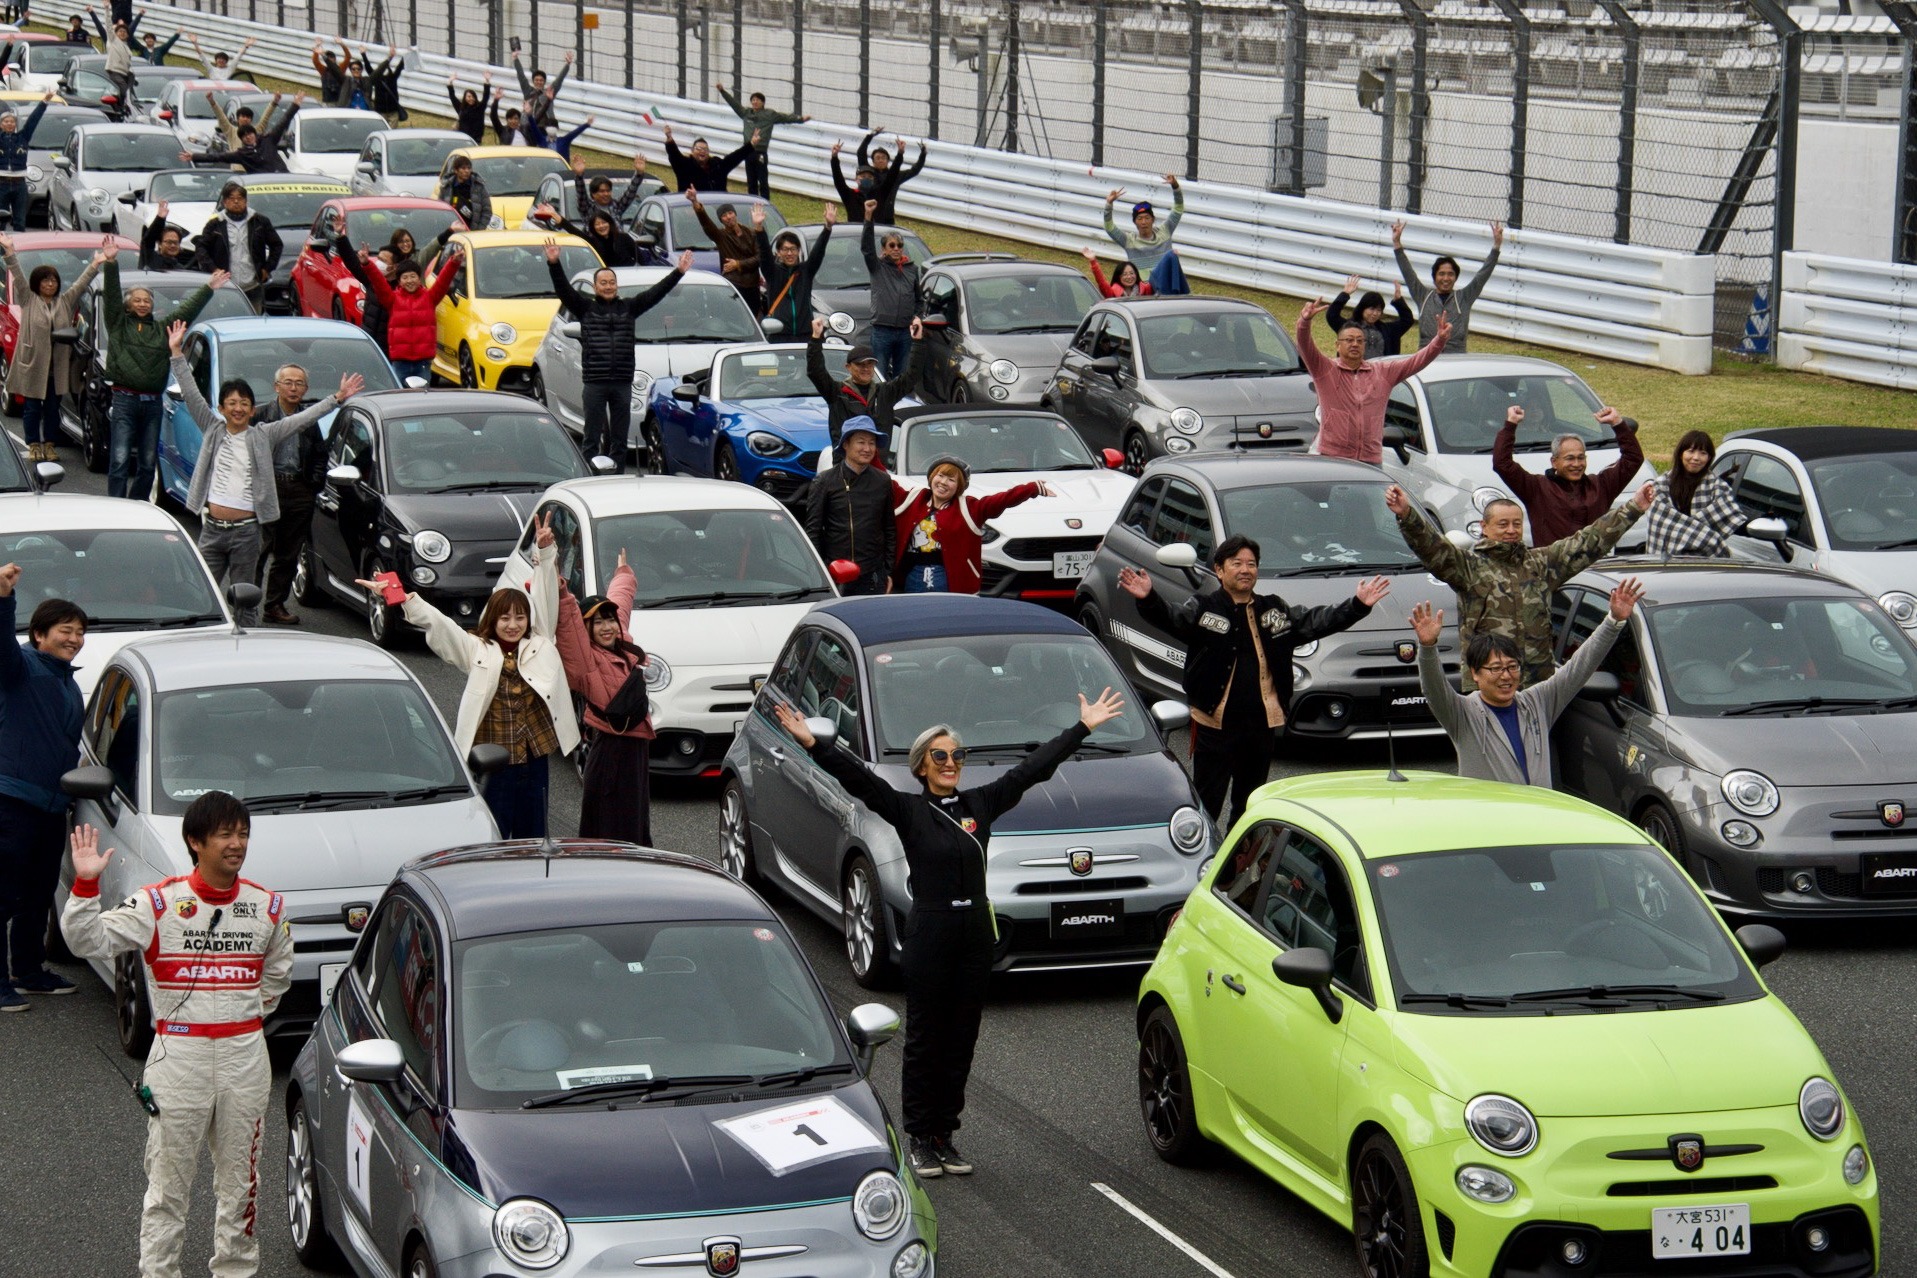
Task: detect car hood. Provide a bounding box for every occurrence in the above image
[288,151,359,181]
[729,396,832,448]
[632,599,819,666]
[962,470,1131,536]
[445,1083,897,1218]
[1812,548,1917,604]
[869,750,1196,834]
[1156,372,1317,416]
[812,283,872,322]
[970,331,1074,371]
[1391,995,1824,1116]
[142,801,496,892]
[1666,710,1917,786]
[630,340,742,379]
[471,294,561,331]
[385,489,547,541]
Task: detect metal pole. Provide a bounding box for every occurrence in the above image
[1004,0,1020,152]
[1880,0,1917,261]
[1395,0,1429,213]
[407,0,416,51]
[1185,0,1201,178]
[793,0,804,110]
[574,0,585,81]
[974,29,987,148]
[1091,0,1106,167]
[1378,65,1396,211]
[676,0,688,100]
[858,0,871,130]
[731,0,741,95]
[624,0,634,90]
[1487,0,1529,227]
[699,4,709,102]
[1281,0,1307,196]
[485,0,497,69]
[529,0,539,85]
[1745,0,1800,308]
[1595,0,1639,243]
[929,0,942,140]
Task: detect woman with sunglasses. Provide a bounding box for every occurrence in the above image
[773,687,1127,1182]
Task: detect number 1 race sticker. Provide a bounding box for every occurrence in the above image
[344,1095,374,1217]
[713,1095,886,1176]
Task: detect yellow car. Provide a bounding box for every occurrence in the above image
[0,90,64,105]
[434,145,570,228]
[424,229,602,391]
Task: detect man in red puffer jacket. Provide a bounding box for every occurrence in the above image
[889,456,1053,594]
[342,234,462,383]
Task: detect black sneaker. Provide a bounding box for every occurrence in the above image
[907,1135,943,1179]
[0,986,26,1013]
[932,1135,973,1175]
[14,970,75,995]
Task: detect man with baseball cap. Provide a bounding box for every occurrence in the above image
[807,315,926,450]
[806,414,895,596]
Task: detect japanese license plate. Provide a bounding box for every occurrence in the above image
[318,962,346,1007]
[1860,851,1917,896]
[1051,898,1123,939]
[1651,1204,1750,1259]
[1052,551,1095,579]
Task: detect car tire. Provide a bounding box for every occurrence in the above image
[641,415,669,475]
[82,381,110,473]
[457,344,479,389]
[1637,800,1691,873]
[405,1242,439,1278]
[1138,1005,1209,1166]
[291,544,326,609]
[1351,1133,1430,1278]
[116,950,154,1059]
[529,367,547,407]
[949,378,971,405]
[285,1096,342,1267]
[363,555,405,650]
[842,853,896,990]
[331,299,346,323]
[718,777,759,885]
[1123,430,1152,476]
[713,439,740,484]
[1077,599,1105,641]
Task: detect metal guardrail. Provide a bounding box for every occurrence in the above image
[1776,251,1917,390]
[45,0,1720,373]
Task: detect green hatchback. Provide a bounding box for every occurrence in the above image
[1136,772,1878,1278]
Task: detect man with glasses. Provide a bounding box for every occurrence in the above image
[193,181,285,312]
[254,364,324,626]
[1491,400,1645,545]
[101,241,223,499]
[1409,577,1643,785]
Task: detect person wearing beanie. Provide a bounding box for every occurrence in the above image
[806,414,896,596]
[1325,274,1416,357]
[890,457,1054,594]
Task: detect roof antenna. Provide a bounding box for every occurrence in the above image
[1384,709,1407,784]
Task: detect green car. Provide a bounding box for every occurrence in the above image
[1136,772,1878,1278]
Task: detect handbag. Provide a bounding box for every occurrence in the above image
[587,643,651,734]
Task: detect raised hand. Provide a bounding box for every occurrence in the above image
[1036,481,1056,497]
[207,269,230,289]
[1505,405,1524,427]
[1435,310,1453,344]
[356,246,372,264]
[542,237,559,263]
[617,546,628,570]
[534,510,555,549]
[1392,282,1403,300]
[772,701,815,748]
[336,371,364,400]
[1595,406,1623,427]
[750,204,765,228]
[1354,575,1393,607]
[811,317,826,340]
[1609,576,1645,621]
[571,155,586,175]
[822,202,838,227]
[166,318,185,355]
[685,188,701,210]
[70,824,114,881]
[1106,187,1124,204]
[1409,600,1443,647]
[674,249,693,273]
[1081,246,1098,262]
[908,316,923,340]
[95,236,115,262]
[1383,484,1410,516]
[1116,565,1152,599]
[1078,686,1127,731]
[1299,297,1328,322]
[1343,273,1360,293]
[661,123,673,141]
[353,575,412,604]
[1390,219,1406,248]
[0,562,17,596]
[830,139,841,156]
[863,198,877,218]
[1490,219,1505,248]
[1632,480,1657,512]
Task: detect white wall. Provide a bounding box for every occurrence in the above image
[1794,119,1900,261]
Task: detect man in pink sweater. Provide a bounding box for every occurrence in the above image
[1295,298,1450,464]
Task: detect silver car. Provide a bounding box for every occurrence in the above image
[349,127,471,197]
[1552,558,1917,918]
[286,842,935,1278]
[722,596,1211,987]
[915,255,1099,406]
[20,103,104,225]
[48,122,186,231]
[56,630,500,1057]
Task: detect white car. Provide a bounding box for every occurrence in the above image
[281,106,387,181]
[530,265,770,454]
[2,37,90,93]
[0,493,232,699]
[147,78,270,155]
[110,166,232,251]
[496,476,845,777]
[348,126,469,197]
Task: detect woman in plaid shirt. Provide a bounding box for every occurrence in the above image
[1646,431,1749,558]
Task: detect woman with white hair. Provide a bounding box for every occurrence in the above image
[773,687,1126,1182]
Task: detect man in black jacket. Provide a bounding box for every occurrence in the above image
[253,363,327,626]
[829,131,927,224]
[544,238,691,470]
[756,201,832,341]
[183,95,301,178]
[662,124,754,193]
[806,316,925,450]
[138,207,194,272]
[804,415,894,595]
[195,181,284,312]
[1119,535,1390,827]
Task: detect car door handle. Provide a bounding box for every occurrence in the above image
[768,746,787,763]
[1220,974,1246,995]
[315,491,337,511]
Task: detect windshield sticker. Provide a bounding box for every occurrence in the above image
[1377,864,1399,878]
[713,1095,886,1176]
[556,1065,653,1090]
[1531,882,1547,892]
[753,928,775,942]
[874,653,892,664]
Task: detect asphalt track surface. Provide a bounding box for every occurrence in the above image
[2,456,1912,1278]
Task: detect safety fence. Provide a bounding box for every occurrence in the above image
[1776,252,1917,391]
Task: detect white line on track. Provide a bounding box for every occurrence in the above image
[1090,1181,1239,1278]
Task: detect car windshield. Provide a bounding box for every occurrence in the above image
[589,509,831,606]
[469,153,568,195]
[241,182,350,230]
[146,168,229,203]
[1644,596,1917,715]
[26,107,97,152]
[629,279,761,343]
[347,205,463,251]
[453,919,848,1107]
[182,91,272,123]
[1372,843,1760,1013]
[1137,309,1302,378]
[716,347,844,400]
[217,335,398,395]
[23,43,83,72]
[383,410,588,493]
[1420,374,1608,454]
[2,528,220,629]
[1808,454,1917,551]
[807,226,929,289]
[864,634,1156,756]
[666,201,786,250]
[130,281,255,321]
[0,437,27,492]
[298,115,382,153]
[1219,481,1422,576]
[961,272,1098,336]
[899,413,1097,473]
[384,135,462,176]
[13,246,95,291]
[477,244,599,297]
[82,131,181,172]
[152,680,468,816]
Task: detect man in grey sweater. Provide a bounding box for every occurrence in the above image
[1392,217,1502,352]
[1410,576,1643,786]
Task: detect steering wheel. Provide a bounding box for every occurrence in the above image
[468,1018,568,1076]
[395,458,448,485]
[1560,918,1617,955]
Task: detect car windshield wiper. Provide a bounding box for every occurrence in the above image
[244,789,391,812]
[1270,561,1416,577]
[640,590,778,608]
[756,1062,858,1089]
[759,585,834,602]
[1719,697,1880,717]
[963,741,1041,753]
[520,1073,755,1109]
[1872,537,1917,550]
[82,613,224,630]
[1072,740,1130,755]
[420,480,529,493]
[1509,984,1726,1004]
[1401,992,1510,1009]
[1211,366,1297,378]
[384,782,470,804]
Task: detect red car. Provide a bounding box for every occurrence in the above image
[292,196,465,323]
[0,231,139,397]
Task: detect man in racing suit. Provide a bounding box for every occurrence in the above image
[62,791,293,1278]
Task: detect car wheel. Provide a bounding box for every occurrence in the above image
[949,377,971,404]
[1138,1005,1209,1165]
[457,344,479,388]
[1351,1133,1430,1278]
[363,556,405,649]
[331,298,346,322]
[641,415,669,475]
[405,1242,439,1278]
[529,367,547,406]
[291,544,325,609]
[82,382,110,473]
[713,439,741,484]
[1637,800,1692,875]
[842,853,896,989]
[1077,599,1105,641]
[285,1096,341,1266]
[718,778,759,884]
[1123,430,1152,476]
[116,951,154,1059]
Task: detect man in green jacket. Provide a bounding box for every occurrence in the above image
[716,81,809,200]
[101,247,225,500]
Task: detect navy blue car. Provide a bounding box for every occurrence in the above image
[647,341,849,506]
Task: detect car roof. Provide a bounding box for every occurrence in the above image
[1722,425,1917,459]
[1404,354,1579,382]
[548,474,792,516]
[9,229,136,248]
[0,491,193,533]
[1096,294,1264,315]
[929,257,1079,279]
[116,630,413,691]
[813,594,1087,644]
[644,191,775,207]
[404,843,773,939]
[1571,557,1868,602]
[191,315,371,340]
[450,228,588,250]
[328,194,458,211]
[1141,451,1396,490]
[349,388,554,417]
[233,173,350,190]
[177,79,259,91]
[294,106,385,120]
[1257,771,1646,856]
[73,122,174,135]
[368,127,469,140]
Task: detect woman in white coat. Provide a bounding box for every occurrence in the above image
[357,514,577,837]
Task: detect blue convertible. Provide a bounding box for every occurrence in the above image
[645,342,851,507]
[158,317,401,507]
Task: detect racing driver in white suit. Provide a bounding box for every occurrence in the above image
[63,790,293,1278]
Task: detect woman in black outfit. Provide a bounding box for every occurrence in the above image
[446,74,489,142]
[773,687,1126,1181]
[1324,273,1416,357]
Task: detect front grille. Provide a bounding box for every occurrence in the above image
[295,937,357,954]
[708,701,752,713]
[998,912,1162,958]
[1606,1174,1778,1197]
[1011,876,1152,896]
[1492,1210,1878,1278]
[1829,828,1917,840]
[1818,866,1864,898]
[1001,535,1102,560]
[1433,1210,1456,1262]
[1757,868,1788,893]
[796,450,819,471]
[1353,662,1460,679]
[756,470,812,501]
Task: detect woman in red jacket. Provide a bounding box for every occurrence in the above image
[1079,246,1151,298]
[354,243,462,383]
[554,548,655,843]
[891,457,1053,593]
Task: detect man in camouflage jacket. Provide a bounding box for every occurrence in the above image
[1386,480,1654,688]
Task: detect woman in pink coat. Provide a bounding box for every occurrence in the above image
[554,547,655,844]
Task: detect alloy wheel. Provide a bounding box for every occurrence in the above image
[718,782,755,882]
[642,416,669,475]
[714,441,740,484]
[285,1103,320,1252]
[458,345,478,388]
[1351,1136,1427,1278]
[842,858,881,983]
[1138,1013,1197,1160]
[1123,431,1151,475]
[115,951,152,1059]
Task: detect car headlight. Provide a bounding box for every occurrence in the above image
[892,1240,931,1278]
[852,1170,907,1241]
[488,213,504,229]
[747,430,797,459]
[1168,407,1202,434]
[1168,805,1208,855]
[629,371,653,407]
[1293,639,1319,659]
[485,346,508,362]
[86,186,109,206]
[828,310,856,336]
[1799,1077,1844,1141]
[989,358,1019,384]
[24,163,41,182]
[489,322,517,344]
[1878,591,1917,629]
[1470,486,1507,513]
[643,654,671,692]
[1721,769,1779,817]
[1164,436,1193,454]
[1844,1143,1870,1184]
[979,525,1002,545]
[492,1198,569,1269]
[1464,1094,1538,1156]
[1456,1165,1516,1204]
[410,529,451,563]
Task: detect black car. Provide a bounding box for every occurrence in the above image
[0,426,62,492]
[57,58,201,118]
[1074,452,1463,742]
[57,269,255,472]
[293,389,606,647]
[779,221,931,338]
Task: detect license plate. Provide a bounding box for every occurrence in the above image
[1050,898,1123,939]
[318,962,346,1007]
[1052,551,1095,579]
[1860,851,1917,896]
[1651,1204,1750,1259]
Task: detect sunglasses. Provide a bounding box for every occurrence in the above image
[928,747,968,766]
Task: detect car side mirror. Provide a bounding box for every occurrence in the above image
[633,231,657,249]
[34,459,63,487]
[1272,948,1344,1024]
[335,1038,406,1084]
[1382,423,1412,465]
[1735,923,1786,969]
[589,454,617,474]
[403,375,427,389]
[52,155,69,171]
[327,463,361,485]
[844,1002,899,1073]
[1744,516,1793,562]
[1155,542,1198,570]
[116,190,138,205]
[226,581,261,615]
[354,160,375,176]
[61,764,116,801]
[467,743,510,776]
[670,383,700,402]
[155,108,172,121]
[1150,699,1189,731]
[759,317,784,337]
[827,558,861,586]
[555,320,580,340]
[803,715,838,748]
[1088,355,1121,377]
[1577,672,1620,701]
[1100,448,1124,470]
